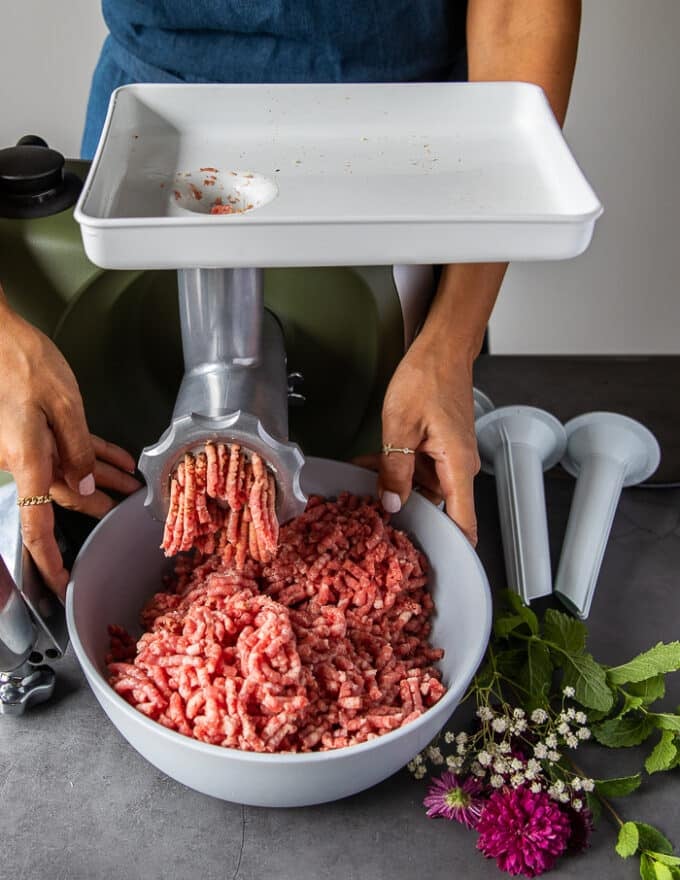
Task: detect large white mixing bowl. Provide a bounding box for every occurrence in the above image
[66,458,491,807]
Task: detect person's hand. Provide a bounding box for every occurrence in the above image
[0,298,141,599]
[355,332,480,545]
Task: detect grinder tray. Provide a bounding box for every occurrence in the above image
[75,83,602,269]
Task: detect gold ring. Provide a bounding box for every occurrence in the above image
[17,493,53,507]
[381,444,416,456]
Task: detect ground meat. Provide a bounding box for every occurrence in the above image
[109,493,446,753]
[161,444,278,564]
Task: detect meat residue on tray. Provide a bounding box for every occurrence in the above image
[108,457,446,753]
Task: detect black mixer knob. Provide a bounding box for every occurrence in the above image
[0,136,83,219]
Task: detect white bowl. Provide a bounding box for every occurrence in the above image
[66,458,491,806]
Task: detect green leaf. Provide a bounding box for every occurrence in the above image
[652,860,674,880]
[641,854,657,880]
[593,715,656,748]
[608,642,680,686]
[586,791,602,824]
[636,823,674,855]
[594,774,641,798]
[646,731,678,774]
[650,713,680,733]
[543,608,587,654]
[518,640,553,708]
[649,854,680,867]
[501,591,539,635]
[494,614,527,639]
[628,675,666,704]
[616,821,639,858]
[561,652,614,712]
[495,648,528,682]
[616,693,645,718]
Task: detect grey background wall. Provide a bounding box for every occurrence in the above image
[1,1,678,354]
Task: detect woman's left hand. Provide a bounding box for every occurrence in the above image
[355,331,481,546]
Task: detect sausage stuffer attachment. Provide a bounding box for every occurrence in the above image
[554,412,660,619]
[138,268,307,523]
[476,406,566,605]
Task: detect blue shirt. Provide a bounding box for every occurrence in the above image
[82,1,468,158]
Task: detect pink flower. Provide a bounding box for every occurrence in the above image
[564,805,594,853]
[423,772,485,828]
[476,785,571,877]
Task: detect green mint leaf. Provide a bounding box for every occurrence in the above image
[494,614,527,639]
[652,860,674,880]
[616,693,645,719]
[635,823,674,855]
[640,854,657,880]
[502,591,539,635]
[594,774,641,798]
[628,675,666,704]
[616,821,639,858]
[543,608,587,654]
[608,642,680,686]
[495,648,528,682]
[518,640,553,708]
[645,730,678,774]
[649,713,680,733]
[593,715,656,748]
[649,854,680,867]
[561,652,614,712]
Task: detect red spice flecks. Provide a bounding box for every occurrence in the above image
[211,204,236,215]
[200,167,219,172]
[189,183,203,200]
[109,493,446,753]
[203,179,216,186]
[173,190,181,200]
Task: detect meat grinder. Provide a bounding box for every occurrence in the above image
[0,81,602,713]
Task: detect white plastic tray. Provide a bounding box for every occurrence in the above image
[75,83,602,269]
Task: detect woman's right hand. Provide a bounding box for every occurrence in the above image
[0,291,141,600]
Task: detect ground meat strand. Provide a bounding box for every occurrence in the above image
[110,493,446,753]
[161,445,279,566]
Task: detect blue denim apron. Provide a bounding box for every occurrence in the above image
[82,0,468,157]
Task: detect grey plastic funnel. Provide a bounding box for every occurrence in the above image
[554,412,660,619]
[473,388,495,421]
[476,406,566,605]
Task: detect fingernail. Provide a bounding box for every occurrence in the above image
[78,473,96,496]
[381,490,402,514]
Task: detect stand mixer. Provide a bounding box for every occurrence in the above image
[0,81,602,714]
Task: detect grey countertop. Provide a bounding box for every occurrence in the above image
[1,474,679,880]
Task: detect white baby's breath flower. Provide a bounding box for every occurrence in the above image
[490,774,504,789]
[563,686,576,698]
[576,727,591,740]
[566,708,577,721]
[427,746,445,765]
[413,753,424,765]
[530,781,542,794]
[510,758,524,771]
[547,750,561,763]
[572,799,583,812]
[446,755,464,771]
[477,751,492,767]
[531,708,548,724]
[575,712,588,725]
[456,743,468,756]
[582,779,595,793]
[491,717,508,734]
[493,759,508,775]
[557,722,570,735]
[571,777,583,791]
[513,708,526,720]
[533,743,548,760]
[444,731,455,744]
[415,766,427,779]
[477,706,494,722]
[545,734,558,748]
[455,732,468,745]
[510,773,525,788]
[565,734,579,749]
[499,741,512,755]
[512,719,528,734]
[559,792,570,803]
[525,759,541,779]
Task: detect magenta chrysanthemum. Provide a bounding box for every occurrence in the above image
[476,785,571,877]
[423,772,485,828]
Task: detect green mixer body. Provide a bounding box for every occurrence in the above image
[0,159,405,467]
